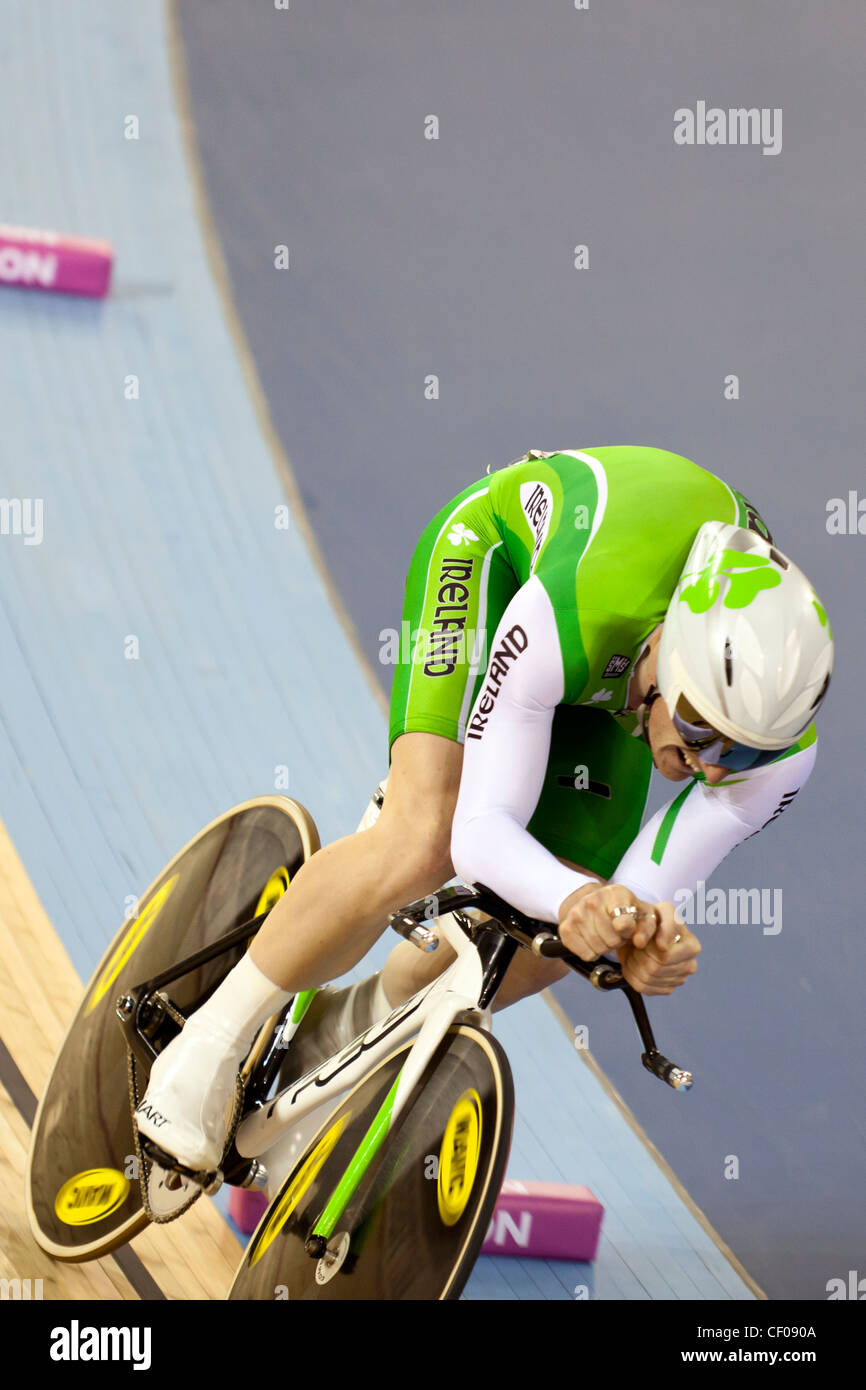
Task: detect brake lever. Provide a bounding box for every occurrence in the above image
[403,884,694,1092]
[531,929,692,1090]
[530,931,624,988]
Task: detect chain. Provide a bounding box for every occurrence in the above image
[155,991,187,1029]
[125,992,247,1226]
[127,1046,201,1224]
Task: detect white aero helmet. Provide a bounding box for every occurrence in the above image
[657,521,833,759]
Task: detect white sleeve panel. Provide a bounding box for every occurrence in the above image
[450,576,599,923]
[611,740,818,906]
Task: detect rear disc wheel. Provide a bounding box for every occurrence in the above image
[26,796,317,1260]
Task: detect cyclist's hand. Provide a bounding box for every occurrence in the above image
[557,882,662,961]
[616,914,701,996]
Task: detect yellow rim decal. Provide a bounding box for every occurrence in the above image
[86,875,180,1014]
[437,1089,483,1227]
[249,1112,350,1267]
[55,1168,131,1226]
[254,866,291,917]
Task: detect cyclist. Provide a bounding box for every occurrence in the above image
[137,447,833,1172]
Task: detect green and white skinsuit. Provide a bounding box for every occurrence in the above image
[388,448,816,922]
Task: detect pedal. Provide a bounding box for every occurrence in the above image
[139,1135,221,1191]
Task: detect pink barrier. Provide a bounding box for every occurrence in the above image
[0,223,113,297]
[229,1186,267,1235]
[229,1177,603,1262]
[481,1180,603,1261]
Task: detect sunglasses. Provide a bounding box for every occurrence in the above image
[670,696,791,772]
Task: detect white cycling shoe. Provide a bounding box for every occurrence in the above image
[134,1015,247,1173]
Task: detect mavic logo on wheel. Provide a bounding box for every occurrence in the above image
[254,866,292,915]
[679,549,781,613]
[437,1089,482,1226]
[54,1169,130,1226]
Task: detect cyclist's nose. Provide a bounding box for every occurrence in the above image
[701,764,728,785]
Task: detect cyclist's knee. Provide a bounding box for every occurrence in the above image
[371,815,454,898]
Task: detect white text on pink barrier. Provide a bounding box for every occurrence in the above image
[0,223,113,297]
[480,1180,604,1261]
[229,1176,604,1263]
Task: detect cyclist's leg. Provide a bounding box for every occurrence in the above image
[249,730,461,990]
[134,733,462,1171]
[137,477,515,1169]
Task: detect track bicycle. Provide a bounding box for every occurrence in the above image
[27,791,691,1300]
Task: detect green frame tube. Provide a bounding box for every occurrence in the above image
[310,1070,403,1241]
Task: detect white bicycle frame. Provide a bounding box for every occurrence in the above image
[234,903,493,1184]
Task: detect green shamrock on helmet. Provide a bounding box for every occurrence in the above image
[679,548,781,613]
[812,591,833,638]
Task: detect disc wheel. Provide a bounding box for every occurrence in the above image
[26,796,318,1260]
[229,1022,514,1301]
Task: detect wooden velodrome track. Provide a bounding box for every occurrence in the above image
[0,819,241,1300]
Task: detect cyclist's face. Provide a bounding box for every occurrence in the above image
[646,693,729,784]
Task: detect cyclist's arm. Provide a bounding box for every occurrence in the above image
[450,575,598,923]
[610,738,818,907]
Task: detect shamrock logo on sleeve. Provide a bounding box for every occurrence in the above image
[447,522,479,546]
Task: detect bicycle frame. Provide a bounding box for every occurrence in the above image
[120,880,691,1249]
[239,906,492,1144]
[118,895,510,1242]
